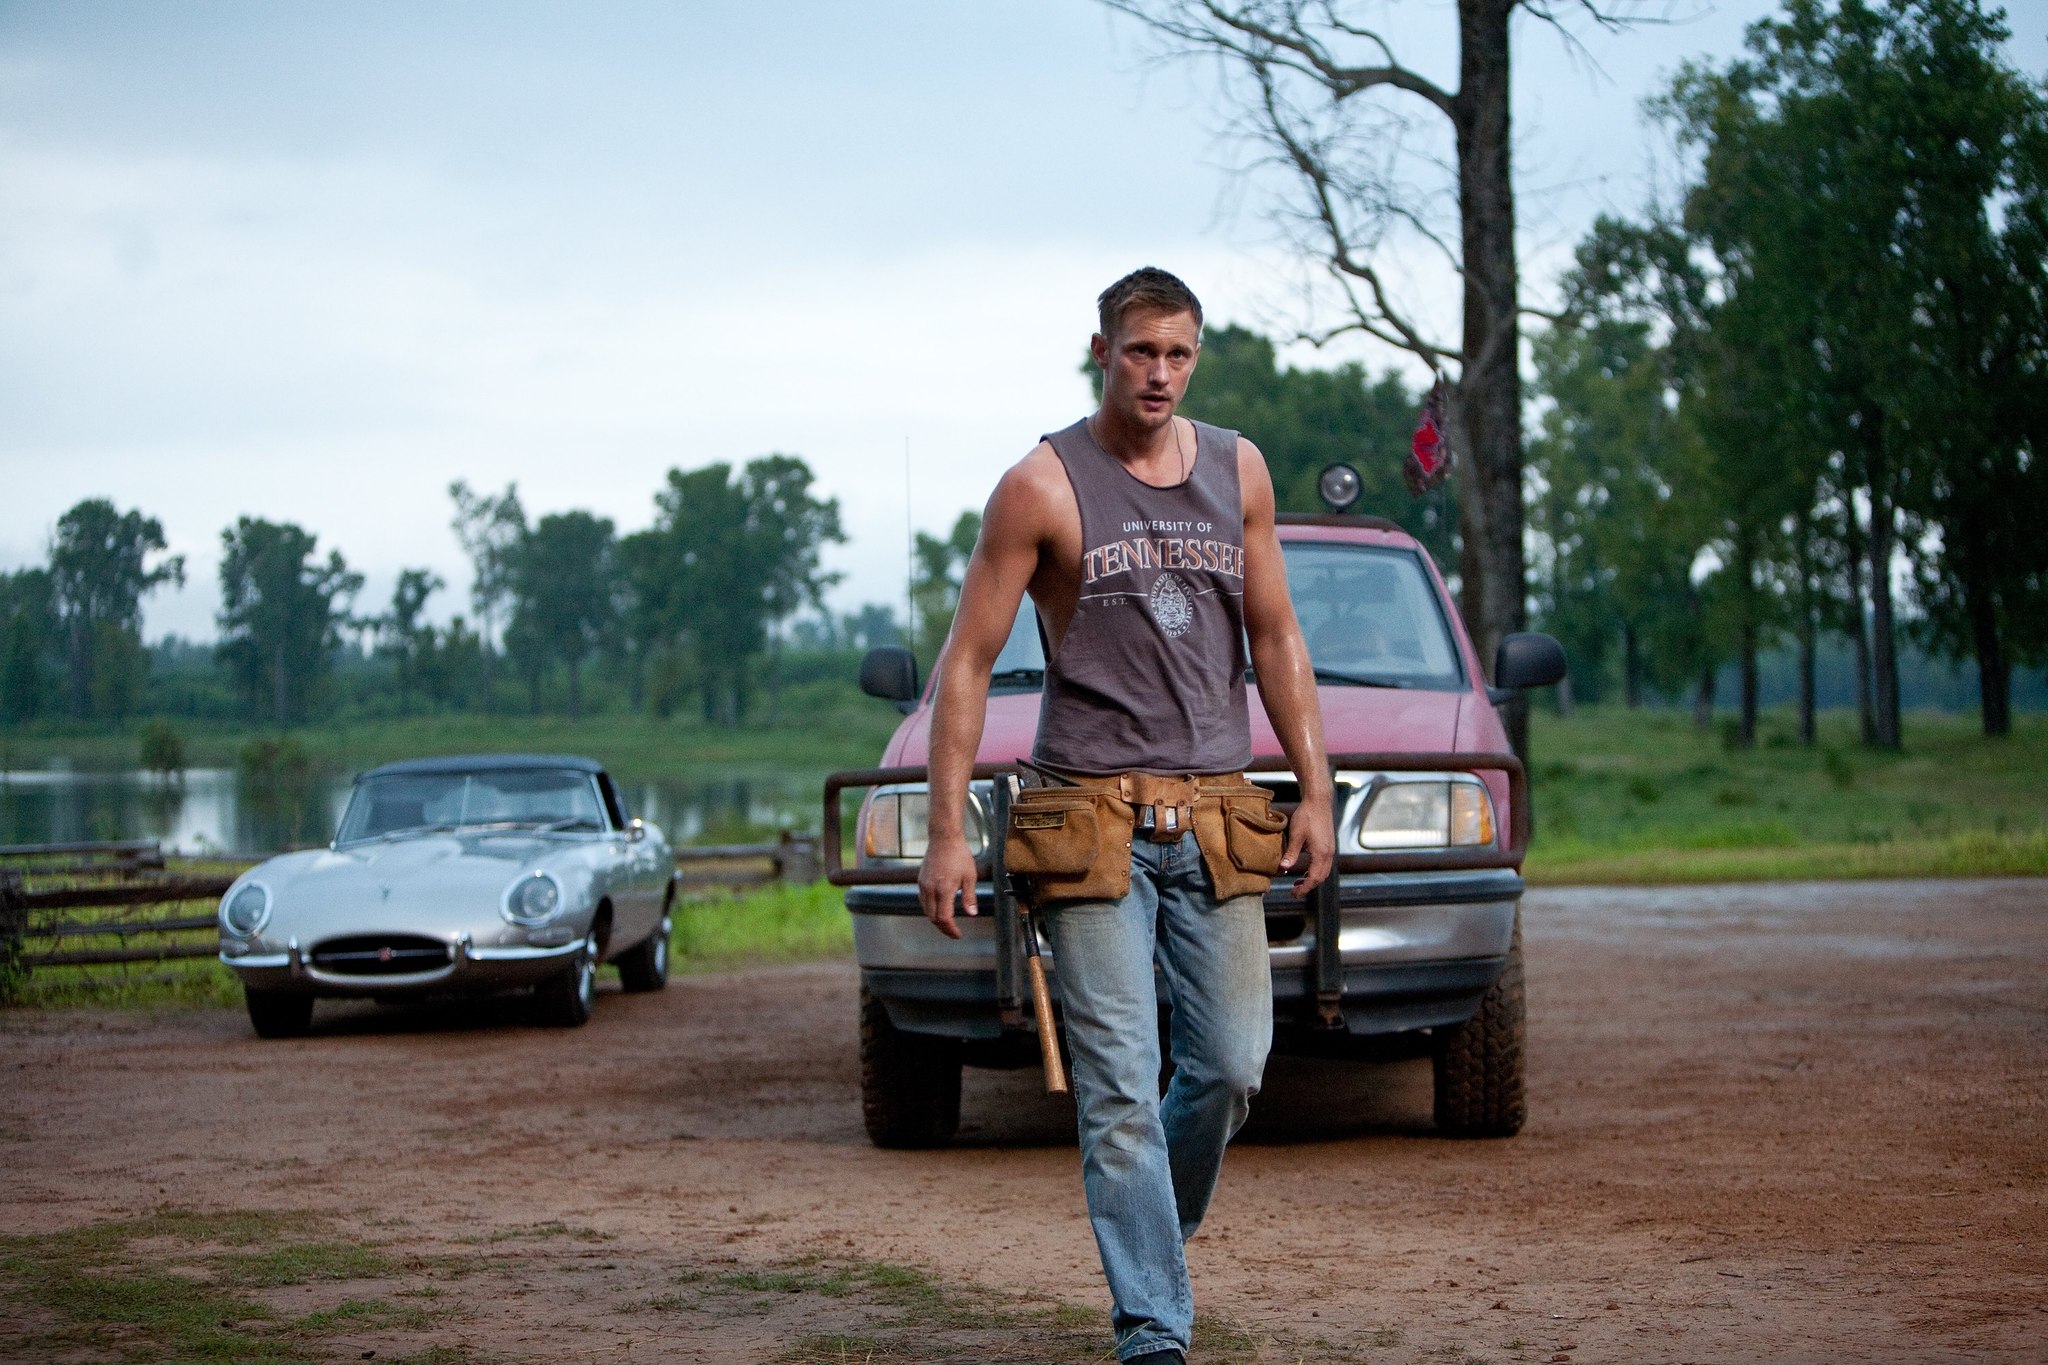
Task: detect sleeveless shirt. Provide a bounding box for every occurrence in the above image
[1031,416,1254,776]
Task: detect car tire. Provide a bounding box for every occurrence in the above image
[1432,915,1526,1138]
[859,987,962,1148]
[245,988,314,1039]
[616,910,671,993]
[535,931,599,1027]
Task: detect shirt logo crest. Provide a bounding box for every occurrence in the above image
[1151,572,1195,638]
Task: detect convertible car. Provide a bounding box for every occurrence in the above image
[218,754,678,1037]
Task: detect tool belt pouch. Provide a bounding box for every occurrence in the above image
[1004,786,1133,906]
[1191,781,1290,901]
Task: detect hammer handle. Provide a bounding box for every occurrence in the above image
[1022,923,1068,1095]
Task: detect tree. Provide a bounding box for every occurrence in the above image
[630,456,845,727]
[0,569,59,724]
[911,512,981,667]
[1103,1,1657,755]
[47,499,185,720]
[505,512,621,720]
[1665,0,2048,745]
[448,481,526,713]
[216,518,363,725]
[375,568,444,710]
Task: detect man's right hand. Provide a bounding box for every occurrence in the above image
[918,833,980,939]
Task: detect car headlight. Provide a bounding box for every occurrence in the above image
[860,784,990,863]
[220,881,271,937]
[1355,778,1496,849]
[502,871,565,926]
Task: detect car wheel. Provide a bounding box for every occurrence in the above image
[535,930,599,1027]
[1431,915,1526,1138]
[616,910,671,993]
[245,988,314,1039]
[859,986,962,1148]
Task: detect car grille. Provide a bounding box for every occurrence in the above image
[310,935,453,976]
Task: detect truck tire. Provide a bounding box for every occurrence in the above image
[860,987,962,1148]
[1432,916,1526,1138]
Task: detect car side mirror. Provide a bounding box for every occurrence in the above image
[859,646,920,711]
[628,817,647,843]
[1493,632,1568,693]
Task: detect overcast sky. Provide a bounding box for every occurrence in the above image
[4,0,2042,643]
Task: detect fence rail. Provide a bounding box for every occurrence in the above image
[1,835,826,986]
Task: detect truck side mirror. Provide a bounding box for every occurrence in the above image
[858,646,920,709]
[1493,632,1568,692]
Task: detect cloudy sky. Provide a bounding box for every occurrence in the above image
[4,0,2041,642]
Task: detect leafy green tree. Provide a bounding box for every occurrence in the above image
[1664,0,2048,744]
[506,512,621,720]
[448,480,526,712]
[48,499,186,720]
[375,568,444,710]
[216,518,363,725]
[629,456,845,727]
[0,569,59,724]
[911,512,981,668]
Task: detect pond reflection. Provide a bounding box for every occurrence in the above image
[0,765,823,855]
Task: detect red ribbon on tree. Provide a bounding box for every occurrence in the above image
[1405,375,1452,496]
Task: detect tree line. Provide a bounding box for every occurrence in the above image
[0,456,887,730]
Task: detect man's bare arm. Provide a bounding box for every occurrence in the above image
[1238,437,1336,896]
[917,448,1061,938]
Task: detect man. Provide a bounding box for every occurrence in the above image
[918,267,1335,1363]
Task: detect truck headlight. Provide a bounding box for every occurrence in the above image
[861,785,990,863]
[1355,778,1496,848]
[502,871,565,925]
[220,881,271,937]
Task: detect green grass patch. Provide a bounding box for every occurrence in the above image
[673,880,853,971]
[1523,706,2048,883]
[0,1207,495,1364]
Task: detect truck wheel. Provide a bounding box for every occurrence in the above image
[860,987,962,1148]
[1432,917,1526,1138]
[245,988,313,1039]
[616,911,671,993]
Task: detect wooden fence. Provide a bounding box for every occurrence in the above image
[0,835,824,988]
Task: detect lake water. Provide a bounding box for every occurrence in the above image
[0,765,825,855]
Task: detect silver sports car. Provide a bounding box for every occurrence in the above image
[218,754,677,1037]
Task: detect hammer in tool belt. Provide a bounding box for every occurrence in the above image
[996,768,1068,1095]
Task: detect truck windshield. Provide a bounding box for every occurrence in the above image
[336,769,610,843]
[986,543,1462,692]
[1286,543,1464,690]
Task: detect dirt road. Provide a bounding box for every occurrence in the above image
[4,877,2044,1363]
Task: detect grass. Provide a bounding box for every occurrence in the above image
[673,880,855,971]
[1522,705,2048,884]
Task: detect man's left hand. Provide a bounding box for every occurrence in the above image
[1280,793,1336,898]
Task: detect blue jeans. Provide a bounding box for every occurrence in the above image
[1040,833,1273,1361]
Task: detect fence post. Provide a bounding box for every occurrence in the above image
[0,869,25,1004]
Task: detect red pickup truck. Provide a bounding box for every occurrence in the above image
[826,508,1564,1147]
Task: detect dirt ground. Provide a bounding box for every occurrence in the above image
[4,877,2045,1364]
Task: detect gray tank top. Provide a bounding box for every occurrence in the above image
[1031,417,1253,776]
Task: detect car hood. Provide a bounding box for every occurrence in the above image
[242,833,601,944]
[932,685,1468,770]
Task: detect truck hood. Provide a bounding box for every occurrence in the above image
[898,685,1468,769]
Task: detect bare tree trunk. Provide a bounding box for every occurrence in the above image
[1453,0,1527,759]
[1969,576,2010,738]
[1867,484,1902,750]
[1622,622,1642,709]
[1795,520,1816,746]
[1843,494,1876,746]
[566,658,582,721]
[273,642,288,727]
[66,617,90,719]
[1693,661,1716,731]
[1738,613,1758,749]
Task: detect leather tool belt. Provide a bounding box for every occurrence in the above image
[1004,769,1290,907]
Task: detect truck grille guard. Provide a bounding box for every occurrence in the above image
[824,752,1527,1031]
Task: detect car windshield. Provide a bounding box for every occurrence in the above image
[1286,542,1463,690]
[336,769,610,843]
[984,542,1462,691]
